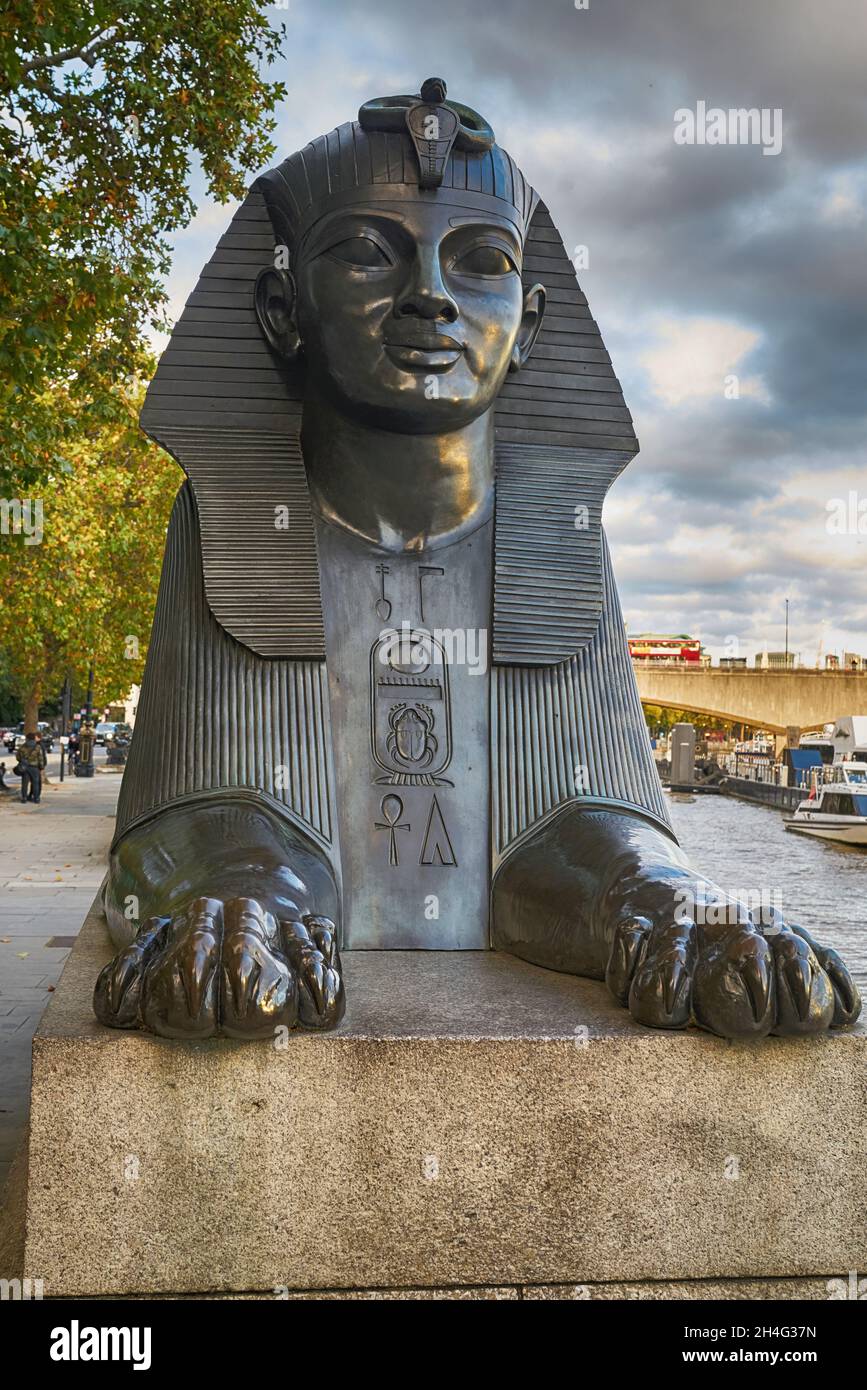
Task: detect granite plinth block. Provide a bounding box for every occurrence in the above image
[18,900,866,1297]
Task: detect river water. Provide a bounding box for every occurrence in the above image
[666,790,867,988]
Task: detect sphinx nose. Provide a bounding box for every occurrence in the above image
[395,248,458,322]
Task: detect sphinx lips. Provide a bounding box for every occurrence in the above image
[383,331,464,371]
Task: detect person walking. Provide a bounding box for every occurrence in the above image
[18,731,46,804]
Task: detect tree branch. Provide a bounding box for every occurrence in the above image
[19,29,119,75]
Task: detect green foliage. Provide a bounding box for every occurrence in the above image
[0,384,182,714]
[0,0,285,487]
[642,704,738,736]
[0,653,23,725]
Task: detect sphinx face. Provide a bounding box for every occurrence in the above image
[293,197,534,433]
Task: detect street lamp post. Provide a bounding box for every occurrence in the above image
[59,675,71,782]
[75,662,96,779]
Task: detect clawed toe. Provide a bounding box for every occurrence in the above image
[298,951,342,1025]
[766,930,837,1034]
[220,897,299,1039]
[822,949,862,1027]
[281,915,345,1029]
[605,915,697,1029]
[605,915,650,1006]
[693,927,775,1038]
[141,896,222,1038]
[627,920,696,1029]
[793,934,862,1027]
[306,915,339,965]
[93,916,169,1028]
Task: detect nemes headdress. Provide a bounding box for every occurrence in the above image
[141,79,638,663]
[258,77,538,265]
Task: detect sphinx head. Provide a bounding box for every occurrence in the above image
[254,79,546,434]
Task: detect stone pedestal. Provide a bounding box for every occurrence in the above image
[17,901,867,1297]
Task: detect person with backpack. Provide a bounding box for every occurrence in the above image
[18,731,46,804]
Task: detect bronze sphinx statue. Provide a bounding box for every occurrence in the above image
[94,78,861,1041]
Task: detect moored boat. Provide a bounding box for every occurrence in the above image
[785,761,867,846]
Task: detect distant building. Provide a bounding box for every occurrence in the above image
[629,634,704,665]
[123,685,140,726]
[104,684,140,728]
[719,657,748,670]
[755,651,797,670]
[843,652,866,672]
[825,654,840,670]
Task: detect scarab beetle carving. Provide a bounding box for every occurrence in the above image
[386,703,437,769]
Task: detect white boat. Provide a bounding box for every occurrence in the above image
[785,761,867,845]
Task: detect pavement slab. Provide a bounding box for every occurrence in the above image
[0,751,120,1192]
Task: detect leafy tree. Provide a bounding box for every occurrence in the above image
[642,704,741,737]
[0,0,285,488]
[0,656,23,726]
[0,386,181,729]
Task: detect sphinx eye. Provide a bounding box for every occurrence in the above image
[451,245,516,276]
[326,236,392,268]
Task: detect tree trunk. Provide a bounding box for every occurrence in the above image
[24,689,40,734]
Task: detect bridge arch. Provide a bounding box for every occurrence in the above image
[637,694,779,732]
[632,666,867,734]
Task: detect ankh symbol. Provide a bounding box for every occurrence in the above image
[375,794,410,867]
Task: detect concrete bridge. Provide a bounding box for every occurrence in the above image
[632,665,867,733]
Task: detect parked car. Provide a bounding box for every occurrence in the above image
[6,721,54,753]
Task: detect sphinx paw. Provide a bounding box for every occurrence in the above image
[607,913,777,1038]
[94,897,345,1039]
[604,896,860,1039]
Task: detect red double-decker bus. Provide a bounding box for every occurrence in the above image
[628,634,703,665]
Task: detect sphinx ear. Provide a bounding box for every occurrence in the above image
[254,267,302,360]
[509,282,546,373]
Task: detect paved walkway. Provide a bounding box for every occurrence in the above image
[0,751,121,1191]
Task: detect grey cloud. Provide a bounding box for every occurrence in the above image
[170,0,867,654]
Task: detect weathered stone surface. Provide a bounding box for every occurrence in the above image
[104,1279,844,1299]
[523,1279,842,1300]
[20,900,867,1297]
[208,1286,520,1300]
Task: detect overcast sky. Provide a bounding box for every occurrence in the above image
[162,0,867,664]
